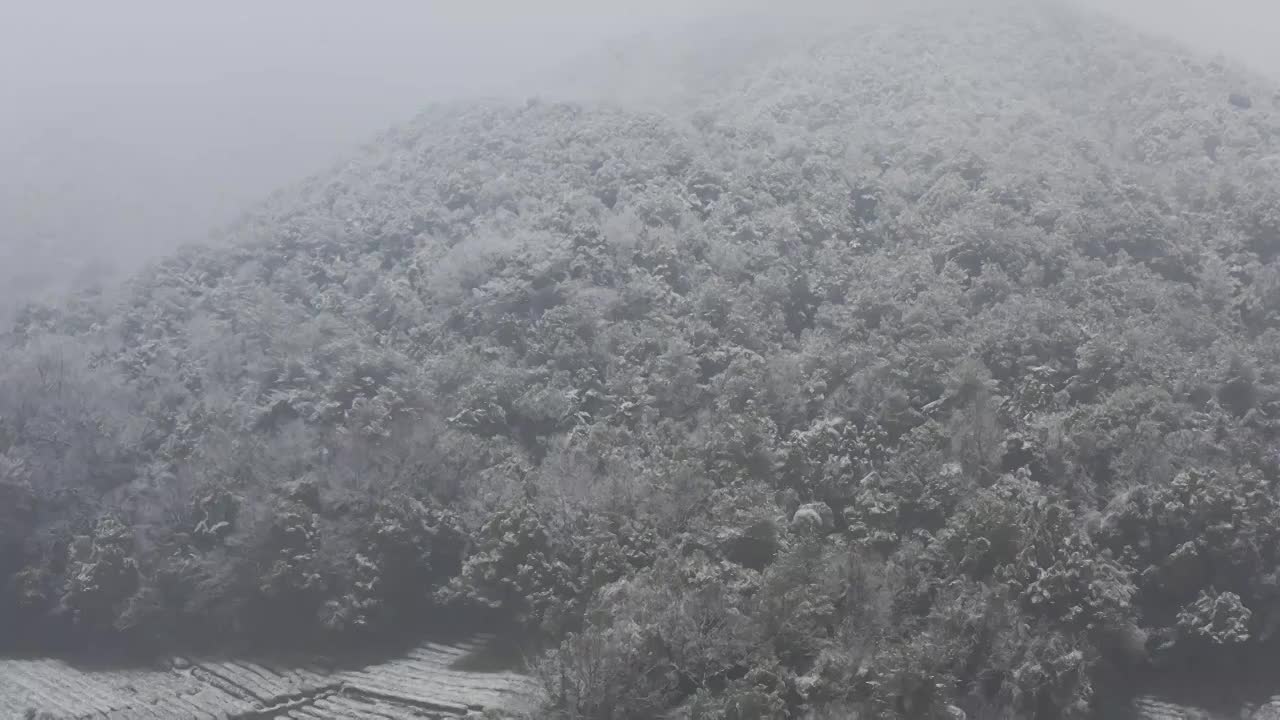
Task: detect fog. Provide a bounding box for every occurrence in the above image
[6,2,1280,707]
[0,2,738,303]
[1073,0,1280,72]
[1,0,1278,306]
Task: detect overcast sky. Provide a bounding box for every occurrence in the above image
[0,3,712,280]
[1074,0,1280,72]
[1,1,1278,300]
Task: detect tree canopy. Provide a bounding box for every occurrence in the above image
[5,3,1280,718]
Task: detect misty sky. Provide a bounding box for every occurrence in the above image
[2,1,1279,299]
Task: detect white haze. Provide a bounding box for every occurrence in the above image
[0,0,1278,308]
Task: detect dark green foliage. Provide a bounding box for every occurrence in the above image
[1175,589,1252,647]
[442,496,583,634]
[60,517,140,632]
[440,489,659,636]
[844,461,964,552]
[1096,468,1280,661]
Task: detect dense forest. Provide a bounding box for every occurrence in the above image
[6,2,1280,718]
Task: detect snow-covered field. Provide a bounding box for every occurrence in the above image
[0,634,536,719]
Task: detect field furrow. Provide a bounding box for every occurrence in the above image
[1,634,534,719]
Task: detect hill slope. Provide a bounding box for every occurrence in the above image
[6,2,1280,718]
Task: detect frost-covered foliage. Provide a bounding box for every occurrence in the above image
[5,2,1280,717]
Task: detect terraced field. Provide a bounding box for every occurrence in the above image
[0,634,538,719]
[1131,694,1280,720]
[1132,695,1215,720]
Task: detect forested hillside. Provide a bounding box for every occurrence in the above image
[6,2,1280,718]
